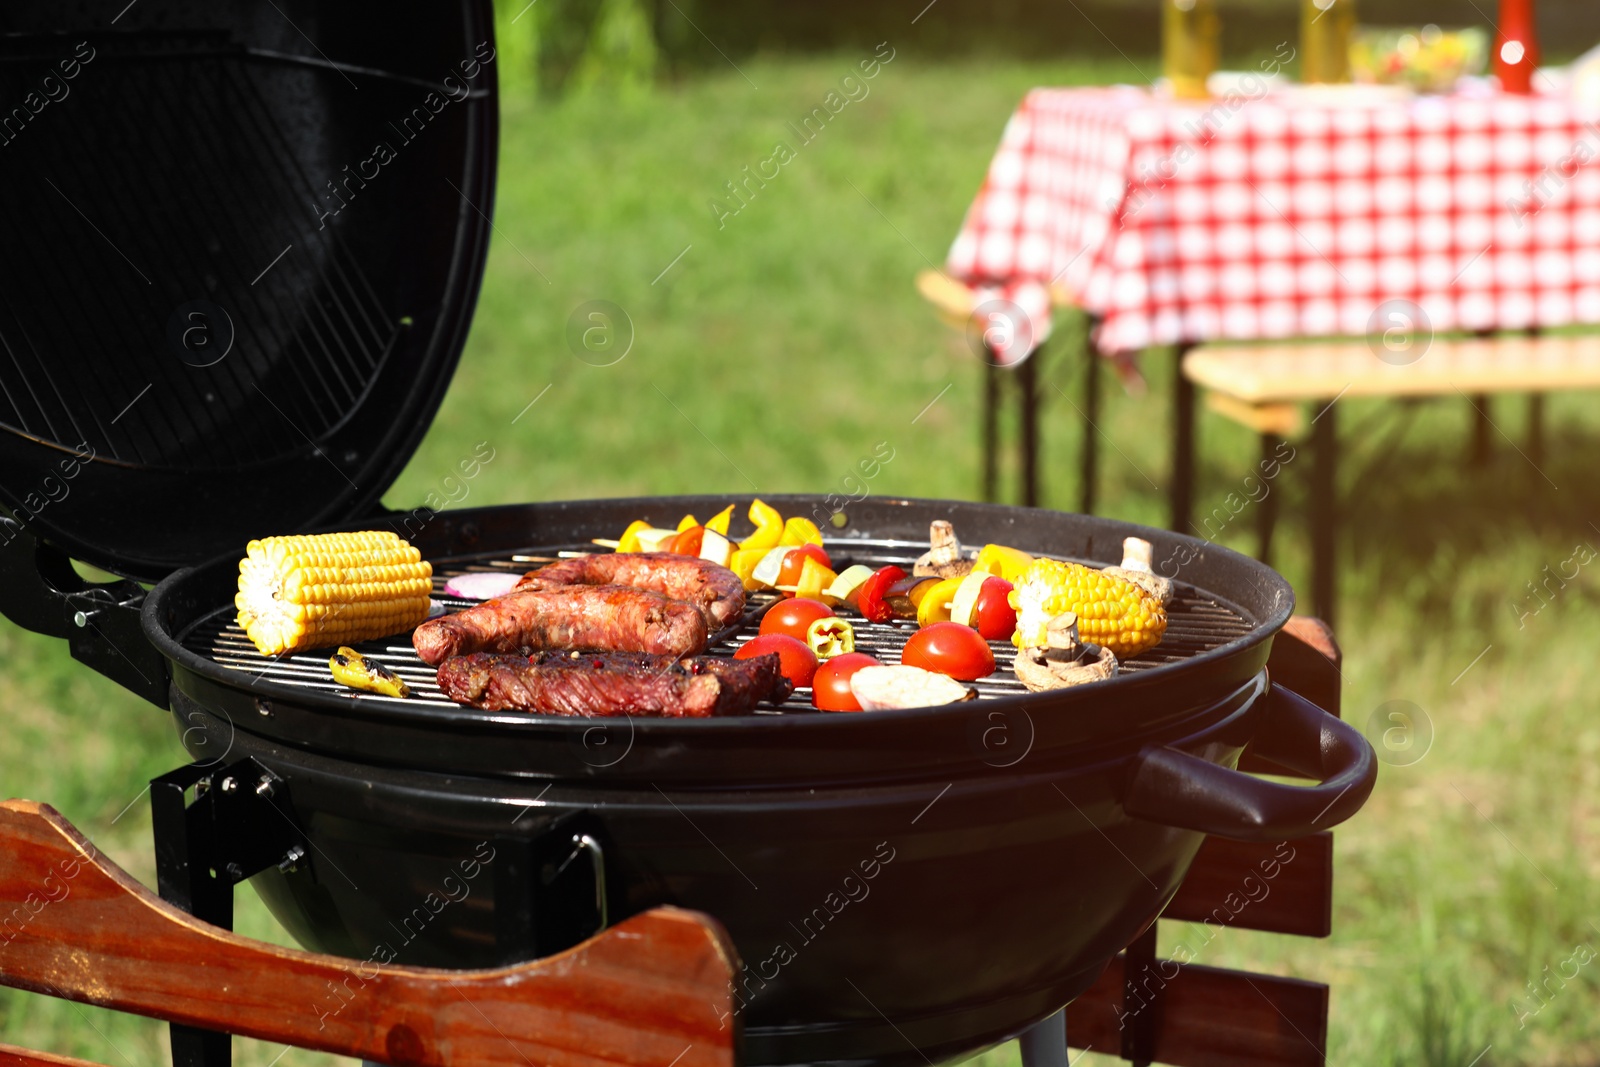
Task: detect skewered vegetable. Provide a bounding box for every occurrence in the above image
[913,521,974,578]
[1012,613,1116,692]
[237,531,433,656]
[739,499,785,551]
[1009,558,1167,659]
[972,543,1035,583]
[329,646,412,699]
[914,575,967,627]
[856,565,905,624]
[821,564,875,607]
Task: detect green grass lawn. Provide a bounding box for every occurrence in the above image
[4,52,1600,1067]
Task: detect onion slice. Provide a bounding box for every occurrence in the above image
[850,665,976,710]
[442,571,522,600]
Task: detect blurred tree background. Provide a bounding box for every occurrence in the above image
[496,0,1600,96]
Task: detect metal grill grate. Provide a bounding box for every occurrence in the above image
[179,541,1259,714]
[0,39,398,468]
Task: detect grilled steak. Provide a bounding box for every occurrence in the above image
[435,650,793,716]
[412,585,708,666]
[516,552,747,630]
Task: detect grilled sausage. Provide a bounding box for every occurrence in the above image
[516,553,747,631]
[412,585,708,666]
[435,650,792,717]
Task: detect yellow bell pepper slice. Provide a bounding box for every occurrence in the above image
[972,544,1035,584]
[738,499,784,552]
[916,576,967,627]
[614,520,652,553]
[705,504,736,536]
[791,557,837,600]
[728,547,770,591]
[675,513,700,533]
[779,516,824,548]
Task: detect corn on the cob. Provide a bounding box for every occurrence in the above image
[1008,559,1166,659]
[235,531,433,656]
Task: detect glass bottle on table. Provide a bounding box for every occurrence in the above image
[1494,0,1539,94]
[1162,0,1219,100]
[1301,0,1355,83]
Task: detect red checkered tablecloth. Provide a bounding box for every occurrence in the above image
[946,85,1600,364]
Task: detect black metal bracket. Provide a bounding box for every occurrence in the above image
[151,758,309,1067]
[493,810,611,965]
[0,513,169,707]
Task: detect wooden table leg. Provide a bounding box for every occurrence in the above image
[1257,433,1281,565]
[1470,393,1491,467]
[1528,393,1545,467]
[1081,339,1100,516]
[1169,347,1196,535]
[1020,348,1041,508]
[981,357,1000,503]
[1311,403,1338,630]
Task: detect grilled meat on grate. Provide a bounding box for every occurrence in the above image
[436,650,793,716]
[413,585,709,665]
[515,553,746,630]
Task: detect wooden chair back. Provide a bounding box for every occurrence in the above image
[0,800,736,1067]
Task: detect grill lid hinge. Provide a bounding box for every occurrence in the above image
[0,513,169,708]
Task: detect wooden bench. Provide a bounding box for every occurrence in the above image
[1176,333,1600,626]
[1051,615,1346,1067]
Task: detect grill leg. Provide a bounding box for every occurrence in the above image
[1018,1008,1067,1067]
[1170,346,1197,534]
[1020,348,1041,507]
[1257,433,1281,564]
[1121,924,1159,1067]
[981,358,1001,503]
[1080,337,1101,516]
[152,769,234,1067]
[1311,402,1338,629]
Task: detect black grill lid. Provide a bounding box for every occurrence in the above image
[0,2,497,581]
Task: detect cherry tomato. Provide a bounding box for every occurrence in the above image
[735,634,818,689]
[759,598,835,641]
[811,652,881,711]
[777,543,832,587]
[901,622,995,681]
[972,577,1017,641]
[669,526,705,556]
[856,565,905,624]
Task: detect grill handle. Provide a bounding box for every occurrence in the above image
[1122,680,1376,842]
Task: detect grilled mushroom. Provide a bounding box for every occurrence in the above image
[913,521,975,578]
[1012,613,1117,692]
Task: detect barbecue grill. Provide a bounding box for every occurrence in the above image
[0,6,1376,1067]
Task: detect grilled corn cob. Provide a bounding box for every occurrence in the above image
[236,531,433,656]
[1009,559,1166,659]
